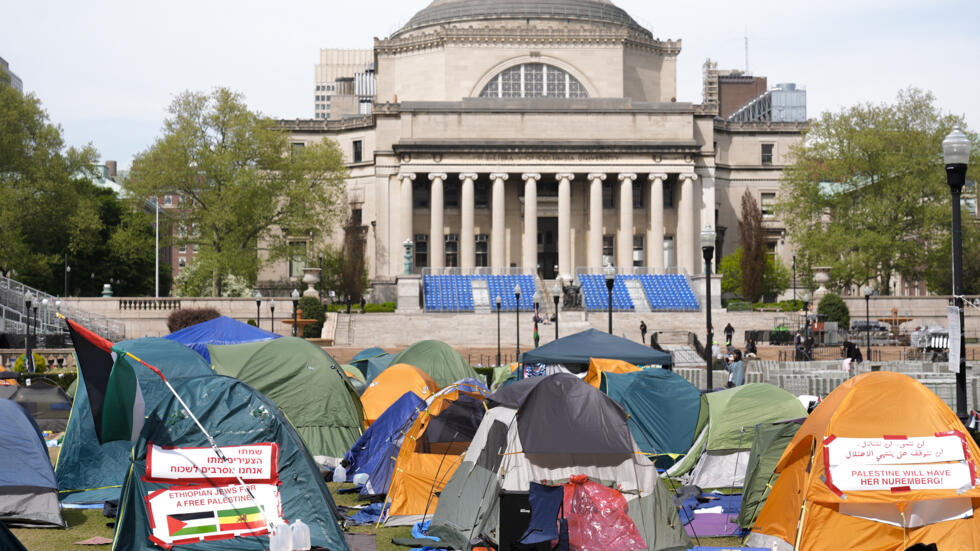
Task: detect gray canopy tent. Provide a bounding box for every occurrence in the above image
[519,329,672,372]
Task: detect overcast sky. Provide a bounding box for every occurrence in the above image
[3,0,977,170]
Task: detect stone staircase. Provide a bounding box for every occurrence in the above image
[333,313,353,346]
[624,278,650,312]
[472,278,491,313]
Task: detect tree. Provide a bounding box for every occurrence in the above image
[778,88,979,294]
[339,216,369,303]
[738,190,767,302]
[127,88,347,296]
[923,218,980,295]
[718,247,790,302]
[817,292,850,329]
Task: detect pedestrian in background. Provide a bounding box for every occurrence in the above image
[639,320,647,343]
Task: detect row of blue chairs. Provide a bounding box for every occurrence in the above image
[479,274,536,311]
[579,274,634,311]
[423,275,474,311]
[637,274,700,311]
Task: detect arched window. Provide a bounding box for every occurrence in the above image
[479,63,588,99]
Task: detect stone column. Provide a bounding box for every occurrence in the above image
[490,173,508,269]
[556,173,574,278]
[587,173,606,268]
[617,173,637,270]
[521,173,541,273]
[459,173,477,269]
[428,173,447,269]
[399,173,416,246]
[677,173,698,274]
[648,173,667,272]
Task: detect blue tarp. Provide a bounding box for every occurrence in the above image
[344,391,426,483]
[520,329,672,370]
[0,399,57,492]
[164,316,279,363]
[601,369,704,455]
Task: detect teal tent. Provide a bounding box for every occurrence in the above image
[56,338,214,504]
[364,353,396,384]
[520,329,672,372]
[601,369,706,459]
[351,347,387,377]
[112,375,349,551]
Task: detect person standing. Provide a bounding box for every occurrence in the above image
[724,322,735,347]
[345,295,352,315]
[639,320,648,344]
[726,349,745,387]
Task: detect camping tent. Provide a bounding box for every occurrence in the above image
[165,315,280,363]
[365,354,396,384]
[56,337,215,504]
[384,380,490,526]
[747,372,980,551]
[735,419,802,531]
[427,373,691,551]
[520,329,672,372]
[666,383,806,489]
[0,379,72,432]
[209,337,364,463]
[584,357,641,388]
[0,399,64,527]
[112,375,350,551]
[388,341,477,388]
[351,347,387,377]
[360,363,438,425]
[343,391,427,489]
[600,368,706,459]
[0,521,27,551]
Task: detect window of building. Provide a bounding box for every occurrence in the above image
[414,234,428,268]
[633,182,643,209]
[289,241,307,278]
[602,235,615,267]
[193,244,199,252]
[164,194,172,206]
[475,181,490,208]
[633,235,644,267]
[602,181,614,209]
[178,257,186,268]
[178,244,186,253]
[413,181,429,209]
[663,236,675,268]
[761,143,774,165]
[761,192,776,219]
[766,240,777,259]
[351,208,362,226]
[291,142,305,156]
[479,63,589,99]
[352,140,362,163]
[663,181,674,208]
[444,182,460,208]
[445,234,458,267]
[475,234,489,266]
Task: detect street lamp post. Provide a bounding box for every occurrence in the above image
[604,264,615,334]
[514,284,521,362]
[40,298,48,348]
[254,291,262,328]
[944,127,971,419]
[864,290,871,363]
[24,293,34,373]
[269,299,276,334]
[291,289,300,337]
[701,226,716,390]
[792,254,797,304]
[65,254,70,297]
[552,281,561,341]
[495,295,502,366]
[803,292,812,361]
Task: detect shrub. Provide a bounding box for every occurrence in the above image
[298,296,326,338]
[818,292,850,329]
[246,319,257,327]
[13,353,48,373]
[364,302,396,313]
[166,307,221,332]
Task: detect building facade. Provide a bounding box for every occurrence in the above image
[0,56,24,91]
[276,0,806,293]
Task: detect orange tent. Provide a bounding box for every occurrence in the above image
[360,363,438,425]
[747,372,980,551]
[583,358,641,388]
[384,380,489,526]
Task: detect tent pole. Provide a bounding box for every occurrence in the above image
[793,439,818,551]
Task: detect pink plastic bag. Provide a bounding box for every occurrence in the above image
[561,475,646,551]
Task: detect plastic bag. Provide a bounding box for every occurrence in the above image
[561,475,646,551]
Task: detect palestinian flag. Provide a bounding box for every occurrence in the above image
[63,317,144,443]
[166,506,266,539]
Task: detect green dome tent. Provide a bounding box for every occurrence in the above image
[209,337,364,462]
[112,375,349,551]
[56,338,215,504]
[735,419,803,530]
[388,340,477,388]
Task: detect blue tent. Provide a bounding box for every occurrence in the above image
[0,399,64,527]
[343,391,426,485]
[164,316,280,363]
[520,329,672,371]
[600,369,706,457]
[56,338,215,504]
[364,353,396,384]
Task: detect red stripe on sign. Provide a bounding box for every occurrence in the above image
[823,434,837,445]
[890,486,912,493]
[147,534,173,550]
[203,533,236,542]
[822,443,844,498]
[882,435,907,440]
[172,536,204,546]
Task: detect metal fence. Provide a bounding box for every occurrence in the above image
[0,274,125,341]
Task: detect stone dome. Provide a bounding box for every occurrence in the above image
[396,0,650,37]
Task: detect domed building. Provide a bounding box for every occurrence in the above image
[280,0,806,307]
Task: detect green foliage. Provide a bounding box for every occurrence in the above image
[718,247,791,301]
[298,296,325,338]
[13,353,48,373]
[779,88,979,294]
[174,259,251,297]
[364,302,396,313]
[128,88,348,296]
[166,307,221,332]
[817,292,850,328]
[924,218,980,294]
[739,191,766,302]
[725,300,753,312]
[246,319,257,327]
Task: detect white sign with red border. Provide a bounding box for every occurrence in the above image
[828,463,972,492]
[145,442,279,484]
[826,435,966,466]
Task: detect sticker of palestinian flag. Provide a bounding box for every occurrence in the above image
[167,506,266,537]
[147,483,282,547]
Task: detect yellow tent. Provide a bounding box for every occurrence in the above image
[359,363,438,426]
[748,371,980,551]
[384,381,489,526]
[583,358,641,388]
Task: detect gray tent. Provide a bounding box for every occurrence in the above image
[0,399,65,527]
[427,374,690,551]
